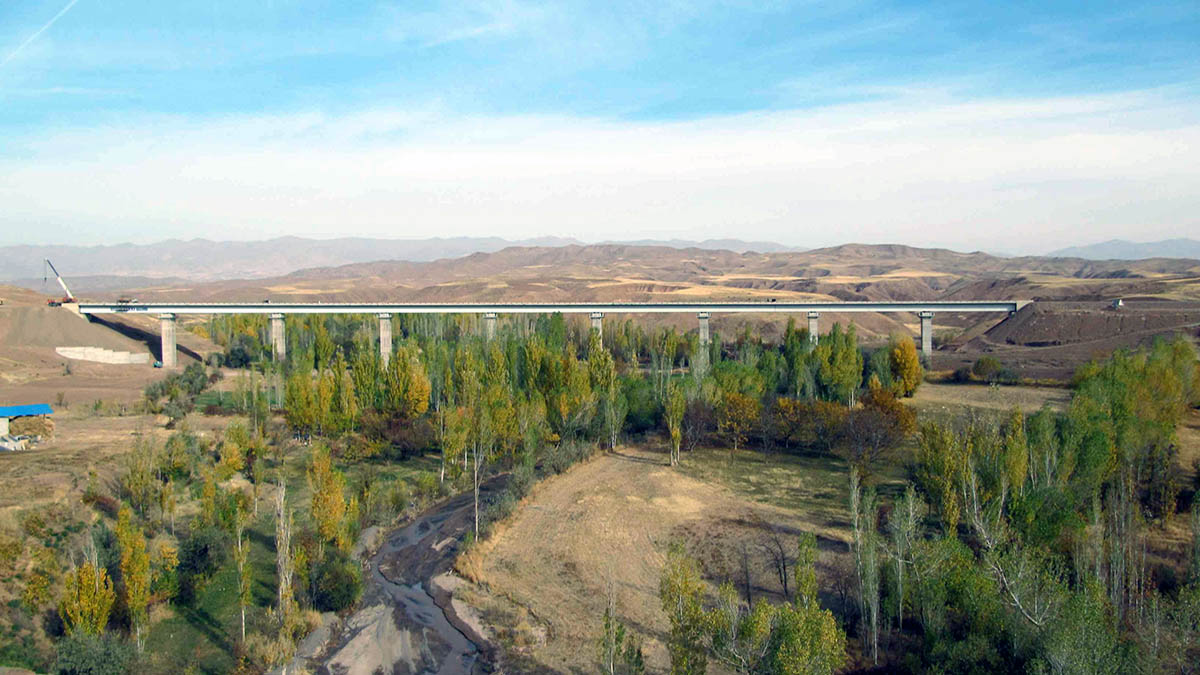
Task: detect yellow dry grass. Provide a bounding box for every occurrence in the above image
[460,445,852,673]
[908,381,1070,415]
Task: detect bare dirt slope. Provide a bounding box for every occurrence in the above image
[458,446,852,673]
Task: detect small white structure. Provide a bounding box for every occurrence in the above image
[1111,298,1124,309]
[56,346,150,364]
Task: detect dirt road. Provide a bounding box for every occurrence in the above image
[313,477,506,675]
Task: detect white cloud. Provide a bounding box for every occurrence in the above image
[1,90,1197,251]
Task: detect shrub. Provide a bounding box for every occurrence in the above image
[312,550,363,612]
[545,445,573,475]
[53,631,132,675]
[971,357,1003,382]
[414,473,439,503]
[177,526,229,602]
[483,492,517,532]
[508,462,535,501]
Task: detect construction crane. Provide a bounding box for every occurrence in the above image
[43,259,76,306]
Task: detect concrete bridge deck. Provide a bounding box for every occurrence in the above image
[78,300,1024,315]
[76,300,1026,368]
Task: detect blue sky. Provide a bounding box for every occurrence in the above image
[1,0,1197,251]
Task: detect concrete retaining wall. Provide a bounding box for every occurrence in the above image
[56,346,150,365]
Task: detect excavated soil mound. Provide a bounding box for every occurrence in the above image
[0,307,147,352]
[985,303,1200,347]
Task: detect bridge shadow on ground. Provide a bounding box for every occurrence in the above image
[88,314,204,363]
[609,448,669,465]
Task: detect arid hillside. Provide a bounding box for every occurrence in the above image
[107,243,1200,303]
[91,243,1200,378]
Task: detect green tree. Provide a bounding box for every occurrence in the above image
[284,372,317,436]
[233,498,251,643]
[666,381,685,466]
[814,323,863,405]
[53,632,132,675]
[590,332,623,450]
[116,507,150,652]
[659,544,709,675]
[382,345,431,421]
[22,546,58,615]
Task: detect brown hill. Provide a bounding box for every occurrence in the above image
[70,243,1200,378]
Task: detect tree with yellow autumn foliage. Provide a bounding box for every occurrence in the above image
[60,559,115,636]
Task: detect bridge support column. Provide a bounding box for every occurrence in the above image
[590,312,603,340]
[483,312,497,340]
[807,311,819,343]
[378,314,393,367]
[919,311,934,366]
[269,313,286,362]
[159,314,177,369]
[698,312,710,345]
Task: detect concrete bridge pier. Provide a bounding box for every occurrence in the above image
[807,311,819,343]
[698,312,710,345]
[159,313,177,369]
[919,311,934,366]
[269,313,286,361]
[378,313,393,367]
[590,312,603,339]
[483,312,497,340]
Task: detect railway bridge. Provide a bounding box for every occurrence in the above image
[77,301,1027,368]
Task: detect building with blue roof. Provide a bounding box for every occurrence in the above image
[0,404,54,437]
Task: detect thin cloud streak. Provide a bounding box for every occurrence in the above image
[0,0,82,70]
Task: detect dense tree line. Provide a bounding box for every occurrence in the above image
[839,336,1200,673]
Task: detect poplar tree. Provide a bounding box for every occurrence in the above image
[60,561,115,636]
[307,445,347,556]
[233,498,251,642]
[888,334,923,397]
[284,372,317,436]
[116,507,150,652]
[275,481,297,627]
[589,332,621,450]
[659,544,708,675]
[665,381,685,466]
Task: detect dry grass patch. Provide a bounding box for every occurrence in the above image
[459,444,855,673]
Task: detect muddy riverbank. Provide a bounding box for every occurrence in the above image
[307,476,507,675]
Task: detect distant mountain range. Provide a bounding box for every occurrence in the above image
[1048,238,1200,261]
[0,236,805,285]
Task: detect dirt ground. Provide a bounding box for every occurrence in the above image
[0,411,228,514]
[457,445,855,674]
[908,381,1070,416]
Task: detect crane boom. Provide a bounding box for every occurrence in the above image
[44,259,75,302]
